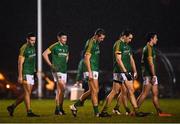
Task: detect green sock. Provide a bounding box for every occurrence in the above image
[74,100,83,107]
[102,101,108,112]
[59,104,63,110]
[93,106,99,114]
[114,104,120,110]
[157,108,162,113]
[134,107,139,113]
[11,104,15,109]
[27,109,32,113]
[125,107,131,113]
[56,106,60,111]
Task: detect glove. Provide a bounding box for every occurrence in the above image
[125,72,133,81]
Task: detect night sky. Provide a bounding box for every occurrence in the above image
[0,0,179,74]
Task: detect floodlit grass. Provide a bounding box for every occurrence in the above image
[0,99,179,123]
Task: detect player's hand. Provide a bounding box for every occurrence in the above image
[18,76,23,84]
[152,76,157,84]
[88,71,93,80]
[50,64,58,72]
[133,72,138,79]
[125,72,133,81]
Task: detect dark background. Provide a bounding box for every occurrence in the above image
[0,0,179,88]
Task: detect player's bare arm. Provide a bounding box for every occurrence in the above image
[84,53,93,79]
[147,56,155,76]
[18,56,25,83]
[115,53,127,72]
[42,49,52,67]
[130,55,137,78]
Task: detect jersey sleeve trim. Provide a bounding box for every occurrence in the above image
[114,41,121,54]
[85,39,94,54]
[48,42,58,51]
[19,43,27,57]
[147,44,152,57]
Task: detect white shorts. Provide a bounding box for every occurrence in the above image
[52,72,67,83]
[143,76,158,85]
[113,72,133,83]
[24,74,34,85]
[83,71,99,80]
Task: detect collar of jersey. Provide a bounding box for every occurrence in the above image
[91,37,98,43]
[147,42,153,48]
[120,39,127,45]
[26,42,34,47]
[58,41,64,46]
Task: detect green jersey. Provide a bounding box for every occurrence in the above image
[48,41,69,73]
[141,43,157,76]
[113,40,132,73]
[84,38,100,72]
[76,59,85,81]
[19,43,36,75]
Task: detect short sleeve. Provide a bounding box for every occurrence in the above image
[48,42,57,51]
[85,39,94,55]
[19,44,26,57]
[147,45,152,57]
[115,41,121,54]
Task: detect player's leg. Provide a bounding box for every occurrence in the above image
[113,83,130,115]
[7,87,24,116]
[70,74,91,117]
[121,83,131,114]
[89,78,99,116]
[23,82,39,117]
[55,73,66,115]
[75,89,90,107]
[137,83,152,107]
[55,81,65,114]
[70,88,91,117]
[100,82,121,117]
[113,91,122,115]
[151,84,162,114]
[124,80,137,109]
[151,78,172,116]
[23,83,32,112]
[79,80,90,105]
[73,80,90,108]
[124,80,148,117]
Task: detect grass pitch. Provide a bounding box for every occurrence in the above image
[0,99,180,123]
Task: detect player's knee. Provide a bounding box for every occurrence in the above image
[92,88,98,95]
[122,88,128,95]
[96,88,99,94]
[111,89,118,96]
[153,92,158,97]
[127,88,134,95]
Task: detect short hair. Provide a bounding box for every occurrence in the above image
[145,32,157,42]
[26,32,35,39]
[57,32,67,37]
[94,28,105,36]
[121,29,133,37]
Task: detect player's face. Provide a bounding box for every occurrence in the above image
[58,35,67,44]
[27,37,36,46]
[124,34,133,43]
[97,34,105,42]
[152,35,158,45]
